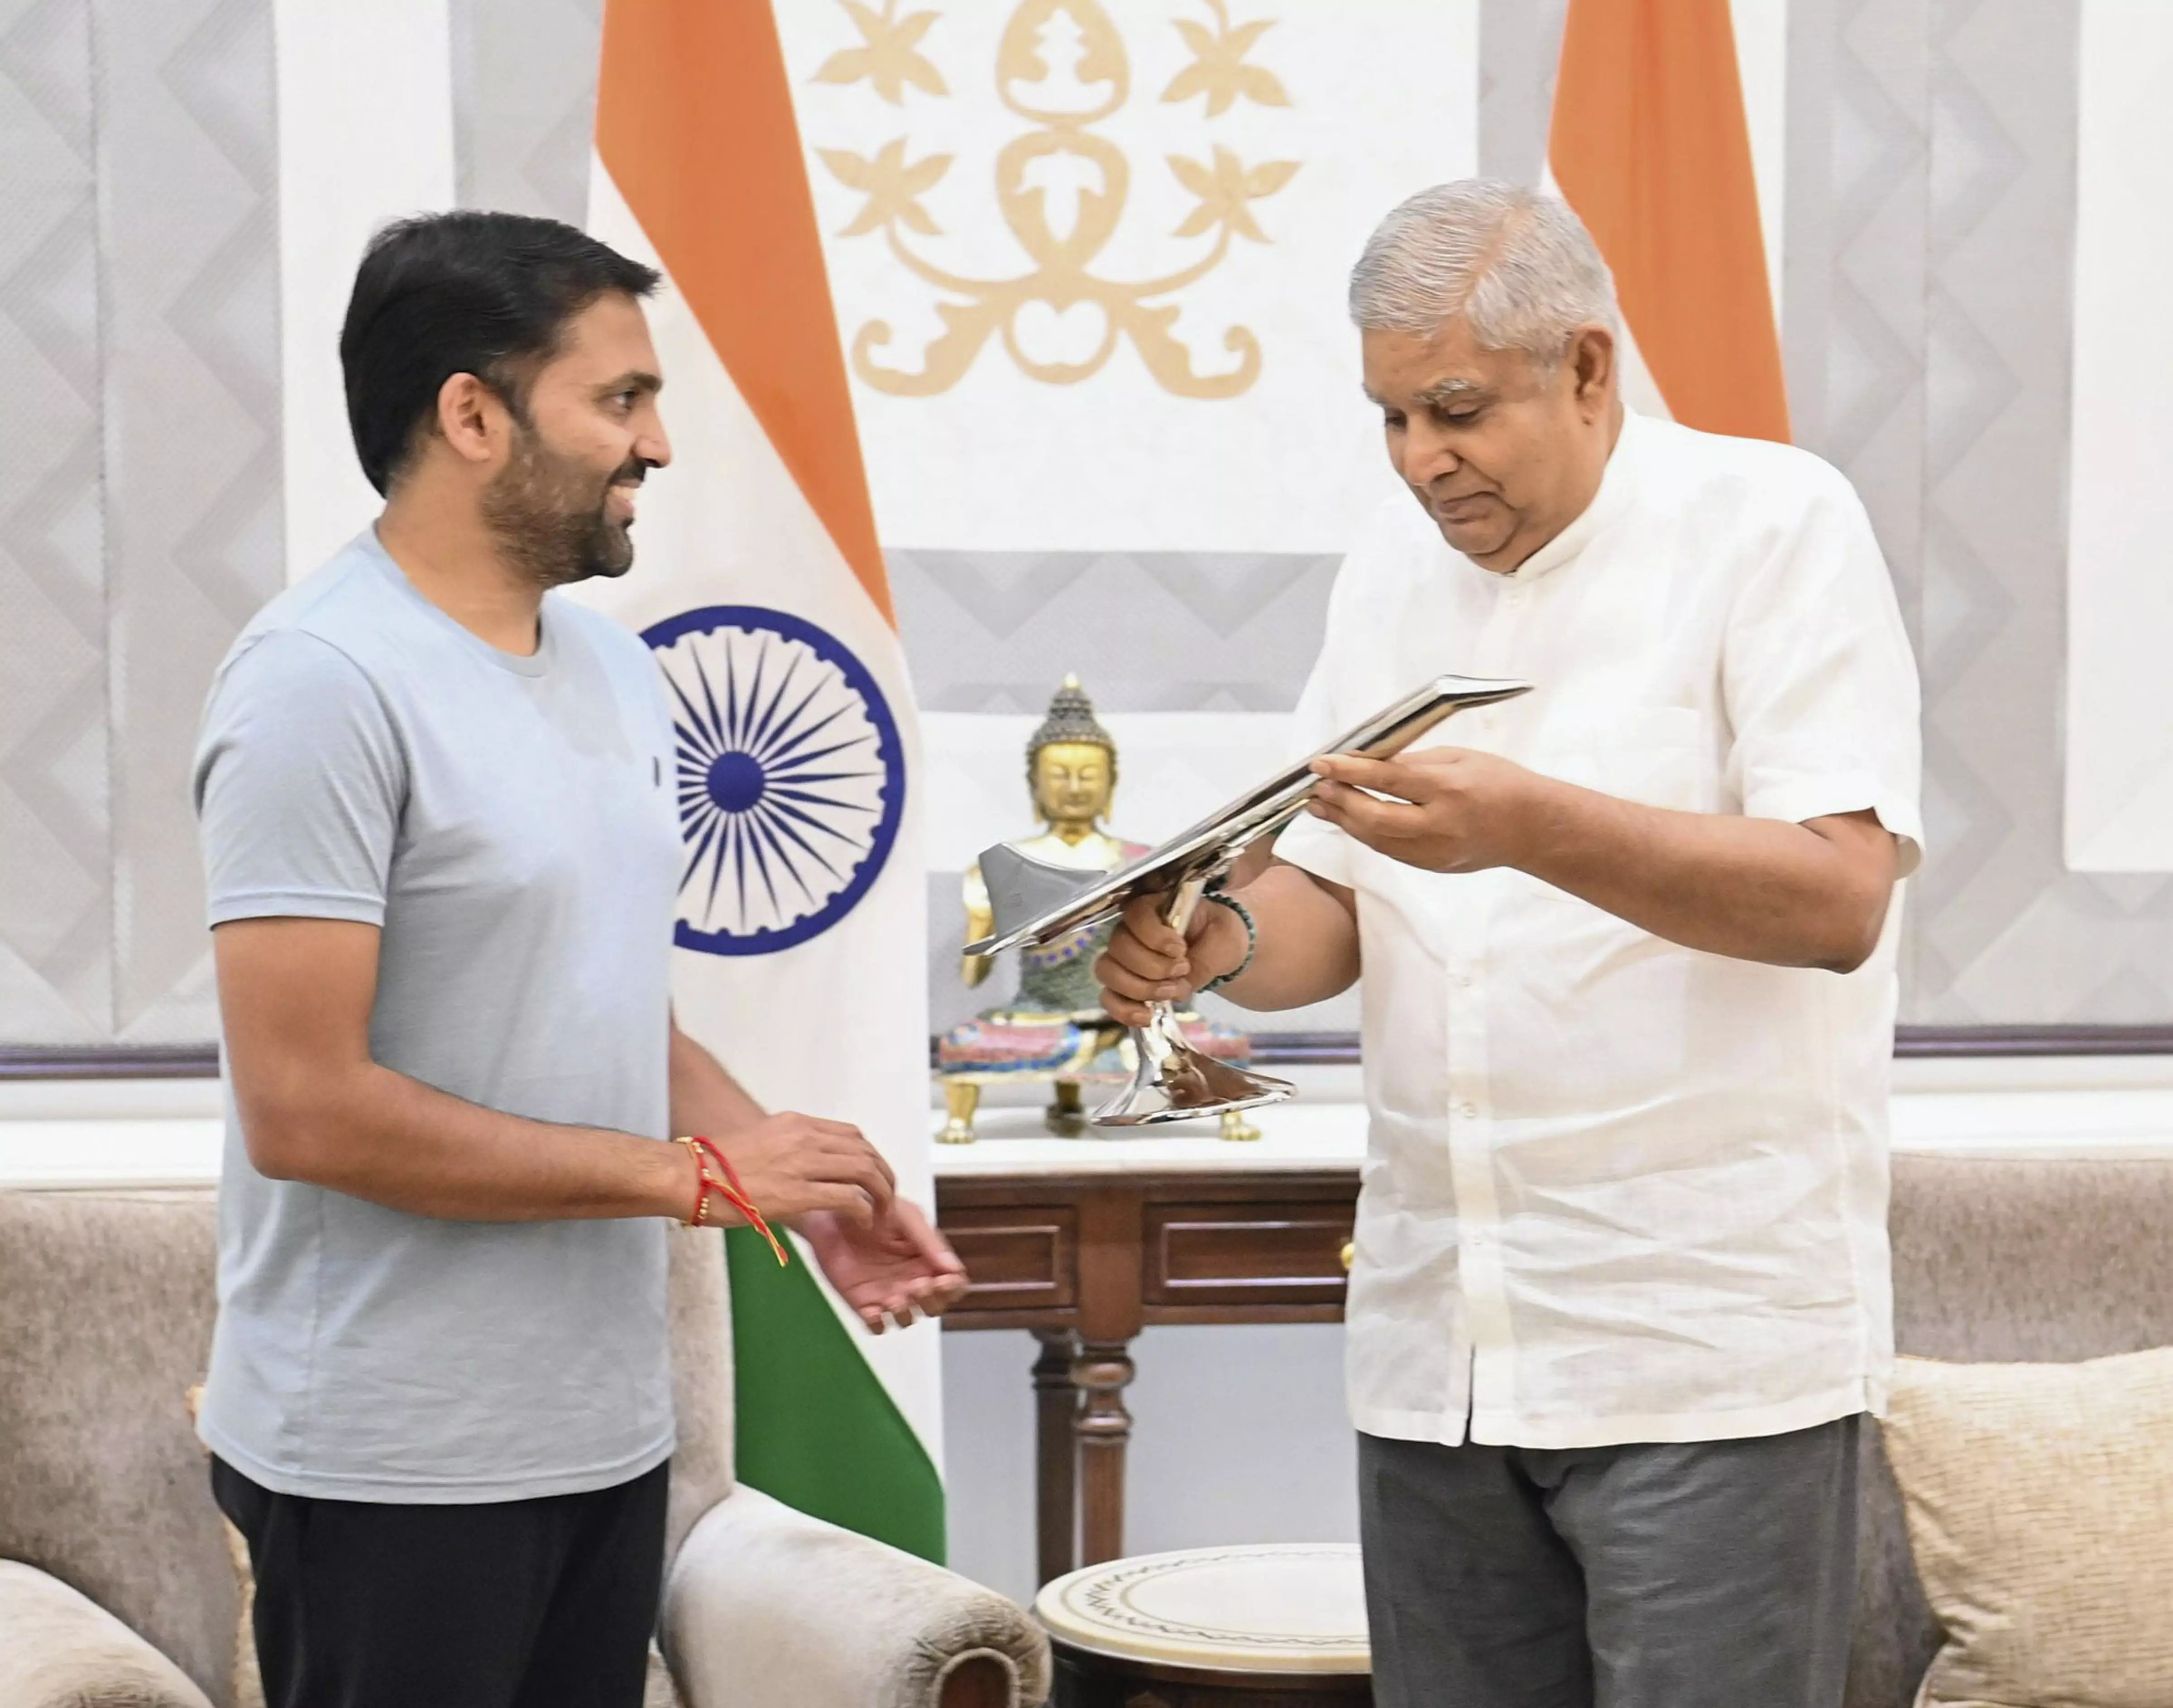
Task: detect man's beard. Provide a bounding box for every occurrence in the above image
[481,424,645,590]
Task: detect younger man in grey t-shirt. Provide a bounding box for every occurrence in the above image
[196,526,684,1500]
[195,211,963,1708]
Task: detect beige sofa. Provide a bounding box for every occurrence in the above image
[1848,1153,2173,1708]
[5,1156,2166,1708]
[0,1189,1050,1708]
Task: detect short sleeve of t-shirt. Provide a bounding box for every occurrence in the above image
[194,627,406,927]
[1721,471,1926,876]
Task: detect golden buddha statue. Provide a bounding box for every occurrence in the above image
[937,676,1256,1142]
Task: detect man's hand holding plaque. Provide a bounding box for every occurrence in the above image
[1304,747,1550,874]
[967,675,1532,1126]
[1094,865,1256,1029]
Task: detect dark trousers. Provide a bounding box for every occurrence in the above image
[1358,1416,1860,1708]
[211,1455,670,1708]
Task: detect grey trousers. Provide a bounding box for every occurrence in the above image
[1357,1416,1859,1708]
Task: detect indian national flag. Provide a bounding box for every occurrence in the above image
[576,0,942,1560]
[1545,0,1790,442]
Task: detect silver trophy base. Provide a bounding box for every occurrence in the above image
[1092,1006,1295,1128]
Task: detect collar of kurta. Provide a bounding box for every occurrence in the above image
[1488,409,1646,588]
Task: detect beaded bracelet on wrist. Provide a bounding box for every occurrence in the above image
[1198,890,1258,993]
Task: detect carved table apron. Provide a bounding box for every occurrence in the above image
[932,1105,1364,1584]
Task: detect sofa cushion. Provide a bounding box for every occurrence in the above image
[1882,1345,2173,1708]
[1848,1155,2173,1708]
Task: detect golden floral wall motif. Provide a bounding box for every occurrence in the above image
[813,0,1299,398]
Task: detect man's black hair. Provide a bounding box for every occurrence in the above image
[340,210,661,496]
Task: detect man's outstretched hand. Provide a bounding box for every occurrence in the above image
[799,1198,969,1334]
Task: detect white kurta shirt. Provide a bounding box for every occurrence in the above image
[1277,412,1923,1450]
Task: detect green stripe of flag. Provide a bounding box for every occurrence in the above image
[723,1226,947,1564]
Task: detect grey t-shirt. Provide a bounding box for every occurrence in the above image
[192,528,681,1502]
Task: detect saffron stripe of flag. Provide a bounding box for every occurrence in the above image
[1548,0,1790,443]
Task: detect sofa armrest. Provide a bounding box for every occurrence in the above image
[662,1487,1051,1708]
[0,1561,215,1708]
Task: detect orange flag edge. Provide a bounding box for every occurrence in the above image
[595,0,896,625]
[1548,0,1789,444]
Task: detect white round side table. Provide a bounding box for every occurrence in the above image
[1034,1543,1371,1705]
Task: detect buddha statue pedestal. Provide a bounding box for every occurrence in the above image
[937,678,1260,1143]
[938,1001,1262,1146]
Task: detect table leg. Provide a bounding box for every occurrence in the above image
[1073,1339,1135,1567]
[1031,1330,1081,1585]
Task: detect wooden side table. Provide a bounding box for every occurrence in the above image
[932,1105,1364,1583]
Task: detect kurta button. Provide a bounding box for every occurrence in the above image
[1460,1101,1478,1119]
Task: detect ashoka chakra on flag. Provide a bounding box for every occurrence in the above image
[643,605,905,956]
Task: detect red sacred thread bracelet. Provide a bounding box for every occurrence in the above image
[675,1137,723,1228]
[688,1135,790,1268]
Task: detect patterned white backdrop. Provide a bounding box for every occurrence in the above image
[4,0,2168,1050]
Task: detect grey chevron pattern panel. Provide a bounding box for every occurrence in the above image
[0,0,279,1048]
[1478,0,1567,185]
[1782,0,2166,1024]
[1910,0,2173,1024]
[0,0,109,1043]
[96,0,282,1041]
[891,550,1339,714]
[450,0,602,225]
[1785,0,1936,1004]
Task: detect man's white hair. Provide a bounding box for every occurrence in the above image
[1348,179,1618,360]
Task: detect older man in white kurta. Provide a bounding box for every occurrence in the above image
[1096,180,1920,1708]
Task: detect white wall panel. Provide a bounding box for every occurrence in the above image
[1731,0,1789,326]
[274,0,455,584]
[2064,0,2173,870]
[778,0,1479,556]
